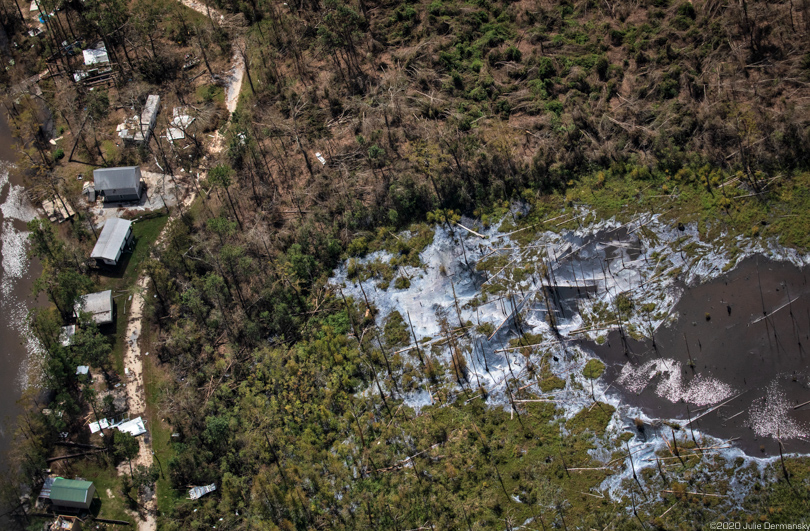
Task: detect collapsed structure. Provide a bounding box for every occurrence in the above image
[117,94,160,145]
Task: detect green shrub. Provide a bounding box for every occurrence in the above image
[53,148,64,161]
[583,359,606,379]
[394,276,411,290]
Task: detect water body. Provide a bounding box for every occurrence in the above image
[0,112,44,474]
[588,256,810,456]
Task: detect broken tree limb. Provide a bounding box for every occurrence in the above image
[453,221,486,238]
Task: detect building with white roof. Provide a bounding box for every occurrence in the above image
[90,218,133,266]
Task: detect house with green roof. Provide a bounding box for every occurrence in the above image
[48,478,96,511]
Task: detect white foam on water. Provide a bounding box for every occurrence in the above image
[747,380,809,440]
[0,164,37,223]
[0,162,45,391]
[1,221,31,297]
[616,357,736,407]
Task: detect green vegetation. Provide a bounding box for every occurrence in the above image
[582,359,605,380]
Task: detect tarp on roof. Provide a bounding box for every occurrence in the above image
[49,478,93,505]
[93,167,140,193]
[91,218,132,262]
[76,365,89,375]
[39,476,56,499]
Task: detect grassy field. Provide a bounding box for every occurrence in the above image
[140,299,185,517]
[65,458,136,525]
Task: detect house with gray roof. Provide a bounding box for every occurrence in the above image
[93,166,142,203]
[74,290,114,325]
[91,218,133,266]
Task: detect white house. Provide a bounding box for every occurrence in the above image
[90,218,133,266]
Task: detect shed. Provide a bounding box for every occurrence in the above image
[82,43,108,66]
[75,290,114,325]
[60,325,76,347]
[93,166,142,202]
[91,218,133,266]
[49,478,95,511]
[189,483,217,500]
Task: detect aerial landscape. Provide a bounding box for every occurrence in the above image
[0,0,809,528]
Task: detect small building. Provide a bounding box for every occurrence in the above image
[75,290,114,325]
[48,478,96,511]
[90,218,133,266]
[115,417,147,436]
[93,166,143,203]
[60,325,76,347]
[82,43,108,66]
[118,95,160,145]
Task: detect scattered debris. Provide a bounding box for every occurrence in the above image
[42,198,75,223]
[118,95,160,145]
[189,484,216,500]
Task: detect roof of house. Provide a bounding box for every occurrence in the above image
[49,478,94,506]
[91,218,132,262]
[93,167,140,193]
[115,417,147,436]
[75,290,113,324]
[60,325,76,347]
[83,44,108,66]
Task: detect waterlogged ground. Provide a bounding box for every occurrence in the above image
[330,206,810,503]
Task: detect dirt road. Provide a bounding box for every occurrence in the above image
[119,2,246,529]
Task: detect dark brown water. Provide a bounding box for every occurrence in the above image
[588,256,810,456]
[0,111,44,474]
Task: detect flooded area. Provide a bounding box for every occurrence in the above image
[0,114,44,472]
[589,256,810,456]
[330,206,810,498]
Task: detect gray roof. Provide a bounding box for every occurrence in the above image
[94,167,140,193]
[75,290,113,324]
[91,218,132,261]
